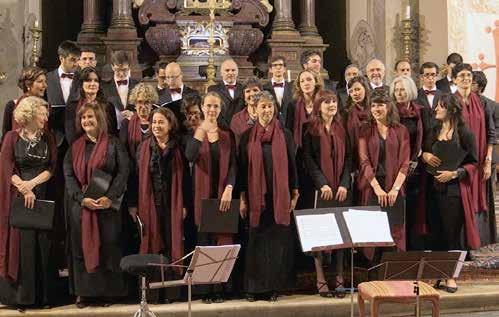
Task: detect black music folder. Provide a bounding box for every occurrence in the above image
[367,195,405,225]
[10,197,55,230]
[84,168,112,200]
[315,190,353,208]
[426,141,467,176]
[199,199,240,234]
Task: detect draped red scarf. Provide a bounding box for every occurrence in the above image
[230,108,253,136]
[293,98,310,148]
[309,120,346,191]
[459,163,481,249]
[71,133,109,273]
[193,129,231,226]
[127,114,143,159]
[138,137,184,262]
[455,91,488,213]
[247,119,291,228]
[357,123,410,251]
[347,103,369,149]
[396,101,424,160]
[0,130,57,282]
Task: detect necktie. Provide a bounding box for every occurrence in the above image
[169,88,182,94]
[61,73,74,79]
[117,80,128,86]
[226,85,236,90]
[273,82,284,88]
[424,90,436,95]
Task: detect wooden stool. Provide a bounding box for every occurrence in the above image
[358,280,440,317]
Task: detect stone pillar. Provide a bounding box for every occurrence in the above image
[102,0,142,80]
[267,0,304,80]
[298,0,319,37]
[77,0,106,69]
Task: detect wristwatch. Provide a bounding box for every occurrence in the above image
[485,156,492,162]
[393,186,400,192]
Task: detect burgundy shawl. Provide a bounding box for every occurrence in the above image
[293,98,310,148]
[459,163,481,249]
[193,129,231,226]
[347,103,370,149]
[396,101,424,160]
[127,114,143,159]
[247,119,291,228]
[455,91,488,213]
[138,137,184,262]
[309,120,346,192]
[0,130,56,282]
[230,108,253,137]
[71,133,109,273]
[357,123,410,251]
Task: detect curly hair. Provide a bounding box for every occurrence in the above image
[293,69,323,100]
[13,96,48,127]
[128,83,159,105]
[18,66,46,93]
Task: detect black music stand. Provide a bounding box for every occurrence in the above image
[369,251,467,317]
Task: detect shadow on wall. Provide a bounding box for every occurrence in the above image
[0,5,22,106]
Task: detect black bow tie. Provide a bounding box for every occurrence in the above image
[169,88,182,94]
[424,90,436,95]
[273,82,284,88]
[61,73,74,79]
[226,84,236,90]
[117,80,128,86]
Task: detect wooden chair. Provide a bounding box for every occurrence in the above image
[358,280,440,317]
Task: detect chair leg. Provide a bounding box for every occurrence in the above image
[370,299,379,317]
[431,298,440,317]
[134,275,157,317]
[358,295,365,317]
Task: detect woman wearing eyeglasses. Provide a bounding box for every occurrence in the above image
[452,63,496,247]
[0,97,57,311]
[64,103,129,308]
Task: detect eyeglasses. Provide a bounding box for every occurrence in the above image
[422,73,437,78]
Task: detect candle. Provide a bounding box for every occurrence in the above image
[34,19,39,28]
[287,70,291,83]
[184,0,187,8]
[405,5,411,19]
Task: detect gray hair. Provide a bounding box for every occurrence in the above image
[253,90,275,105]
[14,96,48,127]
[344,64,363,77]
[389,75,418,101]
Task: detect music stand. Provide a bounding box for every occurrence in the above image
[369,251,467,317]
[148,245,241,317]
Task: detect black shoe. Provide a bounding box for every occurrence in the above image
[245,293,256,302]
[268,292,278,302]
[202,296,212,304]
[15,306,26,313]
[317,282,334,298]
[334,277,347,299]
[212,294,225,303]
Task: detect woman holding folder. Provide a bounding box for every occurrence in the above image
[64,102,129,308]
[0,97,57,311]
[302,89,351,297]
[133,107,190,303]
[357,89,410,252]
[424,93,479,292]
[185,91,237,303]
[239,91,299,302]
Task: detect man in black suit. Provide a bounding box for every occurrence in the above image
[365,58,389,92]
[155,61,168,96]
[46,40,81,145]
[207,58,244,128]
[101,50,138,130]
[436,52,463,94]
[263,55,294,125]
[416,62,443,110]
[337,64,362,112]
[394,59,412,77]
[301,50,338,92]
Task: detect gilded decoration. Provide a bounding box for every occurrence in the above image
[179,21,230,56]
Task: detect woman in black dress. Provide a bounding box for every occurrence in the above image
[185,91,237,303]
[0,96,57,311]
[134,107,191,303]
[239,91,299,302]
[424,93,479,292]
[64,102,129,308]
[2,67,47,140]
[302,90,351,297]
[65,67,118,145]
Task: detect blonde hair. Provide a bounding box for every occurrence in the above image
[13,96,48,127]
[128,83,159,105]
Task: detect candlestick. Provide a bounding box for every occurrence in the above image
[287,70,291,83]
[405,5,411,19]
[34,19,39,28]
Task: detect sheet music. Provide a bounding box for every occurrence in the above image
[343,209,394,244]
[295,214,344,252]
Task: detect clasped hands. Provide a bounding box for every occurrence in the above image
[81,197,112,210]
[422,152,457,183]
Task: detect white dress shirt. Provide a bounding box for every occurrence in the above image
[370,82,384,90]
[224,80,236,99]
[114,77,130,129]
[447,76,457,93]
[423,85,437,108]
[58,67,73,103]
[170,85,184,102]
[271,79,285,106]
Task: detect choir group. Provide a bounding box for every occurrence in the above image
[0,40,497,311]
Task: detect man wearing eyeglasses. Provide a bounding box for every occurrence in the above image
[102,50,138,130]
[262,55,293,125]
[416,62,443,110]
[157,62,198,124]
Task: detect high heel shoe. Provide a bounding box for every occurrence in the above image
[317,282,334,298]
[333,276,347,299]
[268,292,278,302]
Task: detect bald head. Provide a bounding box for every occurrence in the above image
[165,62,183,89]
[366,59,385,86]
[221,59,238,84]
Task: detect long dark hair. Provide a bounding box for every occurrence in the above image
[367,89,400,126]
[78,67,106,103]
[308,89,341,135]
[345,75,371,113]
[432,93,466,146]
[149,107,179,140]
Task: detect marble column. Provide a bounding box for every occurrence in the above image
[80,0,105,34]
[272,0,296,32]
[298,0,319,37]
[109,0,135,29]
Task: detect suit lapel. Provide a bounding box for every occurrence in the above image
[47,70,65,105]
[109,81,125,111]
